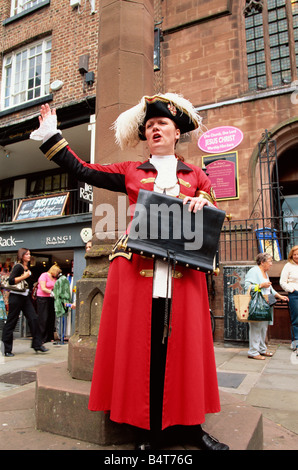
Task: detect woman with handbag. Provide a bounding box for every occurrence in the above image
[245,253,288,360]
[1,248,48,356]
[280,245,298,351]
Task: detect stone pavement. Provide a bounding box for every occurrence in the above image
[215,340,298,450]
[0,338,298,450]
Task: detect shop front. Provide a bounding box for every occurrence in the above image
[0,213,92,338]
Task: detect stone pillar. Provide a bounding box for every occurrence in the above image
[68,0,154,380]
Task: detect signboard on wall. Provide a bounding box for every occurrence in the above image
[198,126,243,154]
[202,152,239,201]
[78,182,93,203]
[13,193,69,222]
[0,218,91,252]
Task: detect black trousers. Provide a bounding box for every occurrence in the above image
[141,298,203,446]
[36,296,56,343]
[150,298,168,432]
[2,293,43,353]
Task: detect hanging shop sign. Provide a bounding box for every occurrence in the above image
[13,193,69,222]
[202,152,239,201]
[198,126,243,154]
[78,182,93,203]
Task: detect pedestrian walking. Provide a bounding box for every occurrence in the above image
[1,248,48,356]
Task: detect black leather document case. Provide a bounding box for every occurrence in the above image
[126,189,225,273]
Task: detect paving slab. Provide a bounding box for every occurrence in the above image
[0,338,298,450]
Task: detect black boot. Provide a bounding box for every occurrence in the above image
[197,429,229,450]
[33,345,49,353]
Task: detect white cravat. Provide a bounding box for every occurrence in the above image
[150,155,179,298]
[150,154,179,196]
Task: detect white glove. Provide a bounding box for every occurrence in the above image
[30,114,61,142]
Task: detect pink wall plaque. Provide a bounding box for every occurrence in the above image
[202,152,239,200]
[206,159,236,199]
[198,126,243,154]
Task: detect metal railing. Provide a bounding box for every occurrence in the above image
[0,189,91,223]
[219,215,298,262]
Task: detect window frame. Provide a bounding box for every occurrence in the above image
[1,37,52,111]
[2,0,50,26]
[10,0,46,17]
[244,0,298,90]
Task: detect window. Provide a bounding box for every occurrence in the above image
[268,0,291,86]
[244,0,298,90]
[0,181,13,201]
[245,11,267,89]
[11,0,45,16]
[28,172,69,196]
[2,38,51,109]
[292,0,298,74]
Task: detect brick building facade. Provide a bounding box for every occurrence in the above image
[0,0,99,337]
[1,0,297,343]
[0,0,98,126]
[153,0,298,342]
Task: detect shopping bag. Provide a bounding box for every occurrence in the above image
[248,289,272,321]
[234,289,251,323]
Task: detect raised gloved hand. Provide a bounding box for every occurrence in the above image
[30,103,61,142]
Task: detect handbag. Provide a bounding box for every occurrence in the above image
[0,278,28,293]
[126,189,226,273]
[268,293,277,306]
[248,289,272,321]
[234,287,251,323]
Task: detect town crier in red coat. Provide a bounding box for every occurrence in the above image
[31,94,229,450]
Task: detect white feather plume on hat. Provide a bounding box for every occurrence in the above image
[112,98,147,150]
[112,93,202,149]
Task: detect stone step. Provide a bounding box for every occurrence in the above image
[35,361,263,450]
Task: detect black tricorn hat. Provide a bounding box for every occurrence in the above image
[113,93,202,149]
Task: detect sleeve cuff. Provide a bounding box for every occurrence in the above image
[40,133,68,160]
[196,190,216,205]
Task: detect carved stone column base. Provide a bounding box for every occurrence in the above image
[68,333,98,381]
[68,245,112,381]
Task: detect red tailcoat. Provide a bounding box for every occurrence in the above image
[41,134,221,430]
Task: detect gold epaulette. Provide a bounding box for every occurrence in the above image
[45,138,68,161]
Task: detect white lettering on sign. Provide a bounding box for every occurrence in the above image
[198,126,243,153]
[80,186,93,202]
[35,196,66,208]
[0,236,24,247]
[45,235,72,246]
